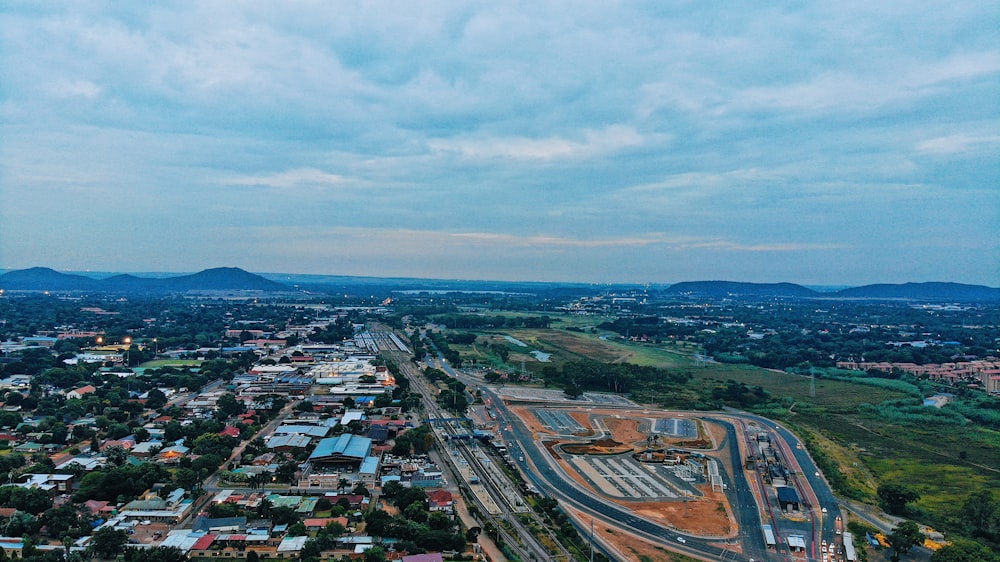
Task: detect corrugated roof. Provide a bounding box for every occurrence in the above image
[277,536,308,552]
[309,434,372,461]
[191,535,216,551]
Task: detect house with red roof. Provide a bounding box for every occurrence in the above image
[67,385,97,399]
[303,517,348,531]
[426,490,453,513]
[218,425,241,438]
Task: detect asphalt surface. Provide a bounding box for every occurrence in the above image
[485,387,771,561]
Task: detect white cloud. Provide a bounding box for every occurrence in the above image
[427,125,649,161]
[729,51,1000,114]
[1,2,998,284]
[916,134,1000,155]
[49,79,102,100]
[221,168,350,189]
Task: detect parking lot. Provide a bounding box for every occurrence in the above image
[566,452,700,500]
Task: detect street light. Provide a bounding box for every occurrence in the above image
[124,337,132,366]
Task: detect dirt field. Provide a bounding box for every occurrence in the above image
[567,505,721,562]
[605,417,647,447]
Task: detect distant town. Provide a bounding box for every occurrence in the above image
[0,269,997,562]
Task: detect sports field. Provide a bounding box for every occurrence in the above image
[138,359,204,368]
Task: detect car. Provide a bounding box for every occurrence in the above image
[822,507,828,513]
[676,537,686,543]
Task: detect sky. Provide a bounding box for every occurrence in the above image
[1,2,998,286]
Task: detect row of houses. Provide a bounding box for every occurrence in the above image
[836,360,1000,393]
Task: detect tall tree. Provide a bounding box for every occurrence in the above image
[878,483,920,515]
[887,520,923,562]
[89,527,129,559]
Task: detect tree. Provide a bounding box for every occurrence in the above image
[887,520,923,562]
[403,501,428,523]
[932,538,999,562]
[245,551,259,562]
[173,468,200,492]
[427,511,451,531]
[122,546,189,562]
[276,461,298,484]
[381,480,403,499]
[0,486,53,515]
[216,393,245,418]
[961,490,998,537]
[564,382,583,399]
[878,483,920,515]
[364,546,386,562]
[105,444,129,467]
[145,389,168,410]
[269,506,299,525]
[89,527,129,559]
[352,481,369,497]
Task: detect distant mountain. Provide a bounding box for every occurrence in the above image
[149,267,289,292]
[659,280,1000,301]
[833,282,1000,301]
[0,267,102,291]
[0,267,290,293]
[663,281,820,298]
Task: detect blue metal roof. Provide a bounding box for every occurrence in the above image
[308,434,372,461]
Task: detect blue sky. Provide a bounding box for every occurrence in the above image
[2,2,998,285]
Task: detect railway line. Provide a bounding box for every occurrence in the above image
[371,326,561,561]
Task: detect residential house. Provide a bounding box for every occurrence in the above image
[426,490,454,513]
[67,385,97,399]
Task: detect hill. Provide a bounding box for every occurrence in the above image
[0,267,290,293]
[658,280,1000,301]
[662,281,820,298]
[833,282,1000,301]
[0,267,102,291]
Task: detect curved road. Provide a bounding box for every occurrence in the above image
[486,387,770,561]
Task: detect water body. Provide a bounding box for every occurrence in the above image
[530,350,551,362]
[503,335,528,347]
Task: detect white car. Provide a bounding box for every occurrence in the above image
[676,537,686,543]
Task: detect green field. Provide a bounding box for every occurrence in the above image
[138,359,205,368]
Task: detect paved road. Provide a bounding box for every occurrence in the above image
[485,387,769,561]
[727,408,853,561]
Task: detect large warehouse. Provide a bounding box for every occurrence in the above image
[308,434,373,467]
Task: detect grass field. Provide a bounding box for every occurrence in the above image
[138,359,204,368]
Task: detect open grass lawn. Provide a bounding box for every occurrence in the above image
[465,311,617,330]
[689,364,912,413]
[138,359,204,368]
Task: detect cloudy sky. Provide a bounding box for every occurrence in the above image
[2,2,998,285]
